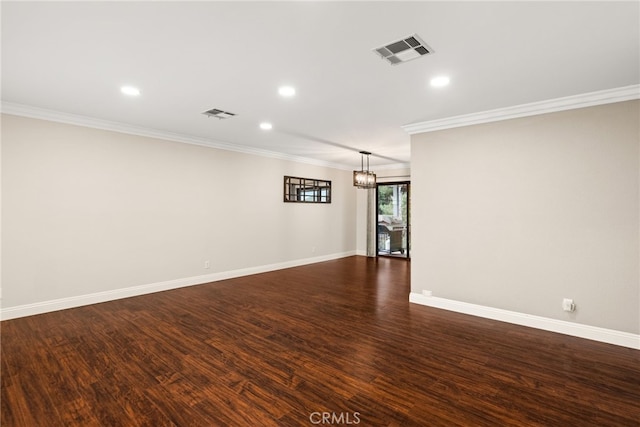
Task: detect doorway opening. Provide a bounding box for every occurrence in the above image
[376,182,410,258]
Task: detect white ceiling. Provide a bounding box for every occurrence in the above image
[2,1,639,169]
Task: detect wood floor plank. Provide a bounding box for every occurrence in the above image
[2,256,639,426]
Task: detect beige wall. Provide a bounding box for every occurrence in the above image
[1,114,357,309]
[411,100,639,334]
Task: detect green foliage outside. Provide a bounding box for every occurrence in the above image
[377,184,408,223]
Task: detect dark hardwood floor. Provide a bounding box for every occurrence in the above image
[2,256,639,426]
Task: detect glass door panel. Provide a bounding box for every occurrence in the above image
[377,182,409,258]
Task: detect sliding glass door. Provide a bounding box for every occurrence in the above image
[377,182,410,258]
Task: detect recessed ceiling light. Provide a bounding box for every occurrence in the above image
[430,76,450,88]
[120,86,141,96]
[278,86,296,97]
[260,122,273,130]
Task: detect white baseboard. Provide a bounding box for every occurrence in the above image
[0,251,356,321]
[409,292,640,350]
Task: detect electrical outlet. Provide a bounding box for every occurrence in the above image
[204,260,210,269]
[562,298,575,312]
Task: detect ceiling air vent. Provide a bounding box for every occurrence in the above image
[373,34,433,65]
[202,108,236,119]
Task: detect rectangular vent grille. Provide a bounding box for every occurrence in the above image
[373,34,433,65]
[203,108,236,119]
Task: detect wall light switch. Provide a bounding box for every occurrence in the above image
[562,298,575,312]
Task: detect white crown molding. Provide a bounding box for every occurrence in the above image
[409,291,640,349]
[373,162,411,171]
[402,84,640,135]
[0,251,357,321]
[1,102,356,171]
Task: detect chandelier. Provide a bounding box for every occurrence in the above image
[353,151,376,189]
